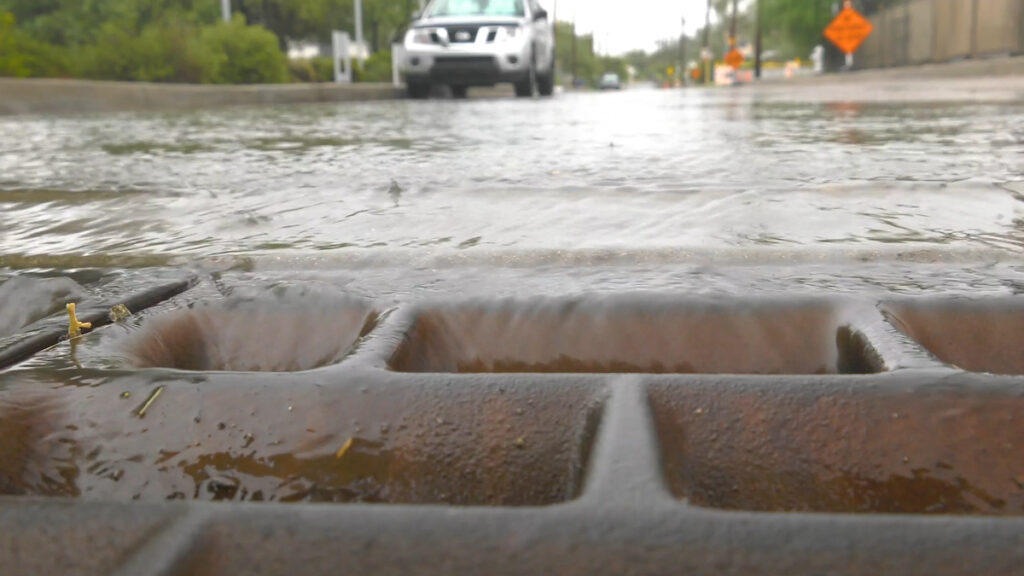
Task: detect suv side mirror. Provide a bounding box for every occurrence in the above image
[533,8,548,20]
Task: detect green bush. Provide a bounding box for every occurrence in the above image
[288,56,335,83]
[2,11,290,84]
[311,56,334,82]
[354,50,392,83]
[132,21,207,83]
[288,58,316,82]
[75,20,202,82]
[197,16,288,84]
[0,12,70,78]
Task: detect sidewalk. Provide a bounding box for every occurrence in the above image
[740,55,1024,103]
[777,54,1024,83]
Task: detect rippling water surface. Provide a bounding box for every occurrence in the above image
[1,82,1022,271]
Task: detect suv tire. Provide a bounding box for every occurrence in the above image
[537,57,555,97]
[407,82,431,99]
[450,85,469,98]
[514,55,535,98]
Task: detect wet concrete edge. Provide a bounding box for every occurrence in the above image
[0,79,403,117]
[0,274,198,370]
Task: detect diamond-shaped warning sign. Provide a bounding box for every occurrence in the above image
[724,49,744,70]
[824,6,873,54]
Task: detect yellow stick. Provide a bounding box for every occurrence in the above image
[335,437,354,459]
[137,386,164,418]
[66,303,92,339]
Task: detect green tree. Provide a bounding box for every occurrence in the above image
[760,0,832,59]
[0,12,29,76]
[0,11,70,77]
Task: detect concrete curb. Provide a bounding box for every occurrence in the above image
[0,78,403,116]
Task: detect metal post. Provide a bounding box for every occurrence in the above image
[969,0,979,58]
[703,0,711,84]
[391,43,405,87]
[754,0,762,79]
[730,0,738,44]
[355,0,365,64]
[571,20,577,86]
[333,31,352,84]
[880,2,886,67]
[221,0,230,22]
[678,17,686,87]
[843,0,853,70]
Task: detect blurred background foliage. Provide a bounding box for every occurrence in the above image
[0,0,426,83]
[0,0,834,84]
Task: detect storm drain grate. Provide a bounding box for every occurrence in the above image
[1,292,1023,576]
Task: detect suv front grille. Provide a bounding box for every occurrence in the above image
[446,26,480,43]
[430,56,499,83]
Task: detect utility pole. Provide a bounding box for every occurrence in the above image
[703,0,711,84]
[754,0,762,78]
[679,17,686,86]
[221,0,230,22]
[354,0,366,64]
[729,0,738,48]
[571,19,577,86]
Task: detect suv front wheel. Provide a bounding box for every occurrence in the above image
[407,82,431,99]
[537,54,555,97]
[514,56,535,98]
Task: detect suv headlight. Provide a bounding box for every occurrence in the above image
[406,28,434,45]
[495,25,525,43]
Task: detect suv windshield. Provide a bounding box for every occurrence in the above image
[425,0,525,17]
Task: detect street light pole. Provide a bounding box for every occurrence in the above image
[754,0,762,78]
[703,0,711,84]
[571,19,577,86]
[221,0,230,22]
[729,0,738,47]
[355,0,365,63]
[679,17,686,87]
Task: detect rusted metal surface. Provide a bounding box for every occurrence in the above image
[2,289,1024,575]
[883,298,1024,375]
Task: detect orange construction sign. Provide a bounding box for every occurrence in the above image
[724,49,744,70]
[824,4,873,54]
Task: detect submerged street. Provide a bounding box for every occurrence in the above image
[1,75,1022,272]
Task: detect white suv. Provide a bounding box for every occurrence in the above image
[402,0,555,98]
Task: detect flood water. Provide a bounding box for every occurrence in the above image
[1,77,1024,507]
[1,79,1022,272]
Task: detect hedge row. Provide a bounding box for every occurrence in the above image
[2,13,287,84]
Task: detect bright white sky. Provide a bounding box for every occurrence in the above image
[547,0,720,55]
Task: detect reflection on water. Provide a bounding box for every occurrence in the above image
[0,88,1021,267]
